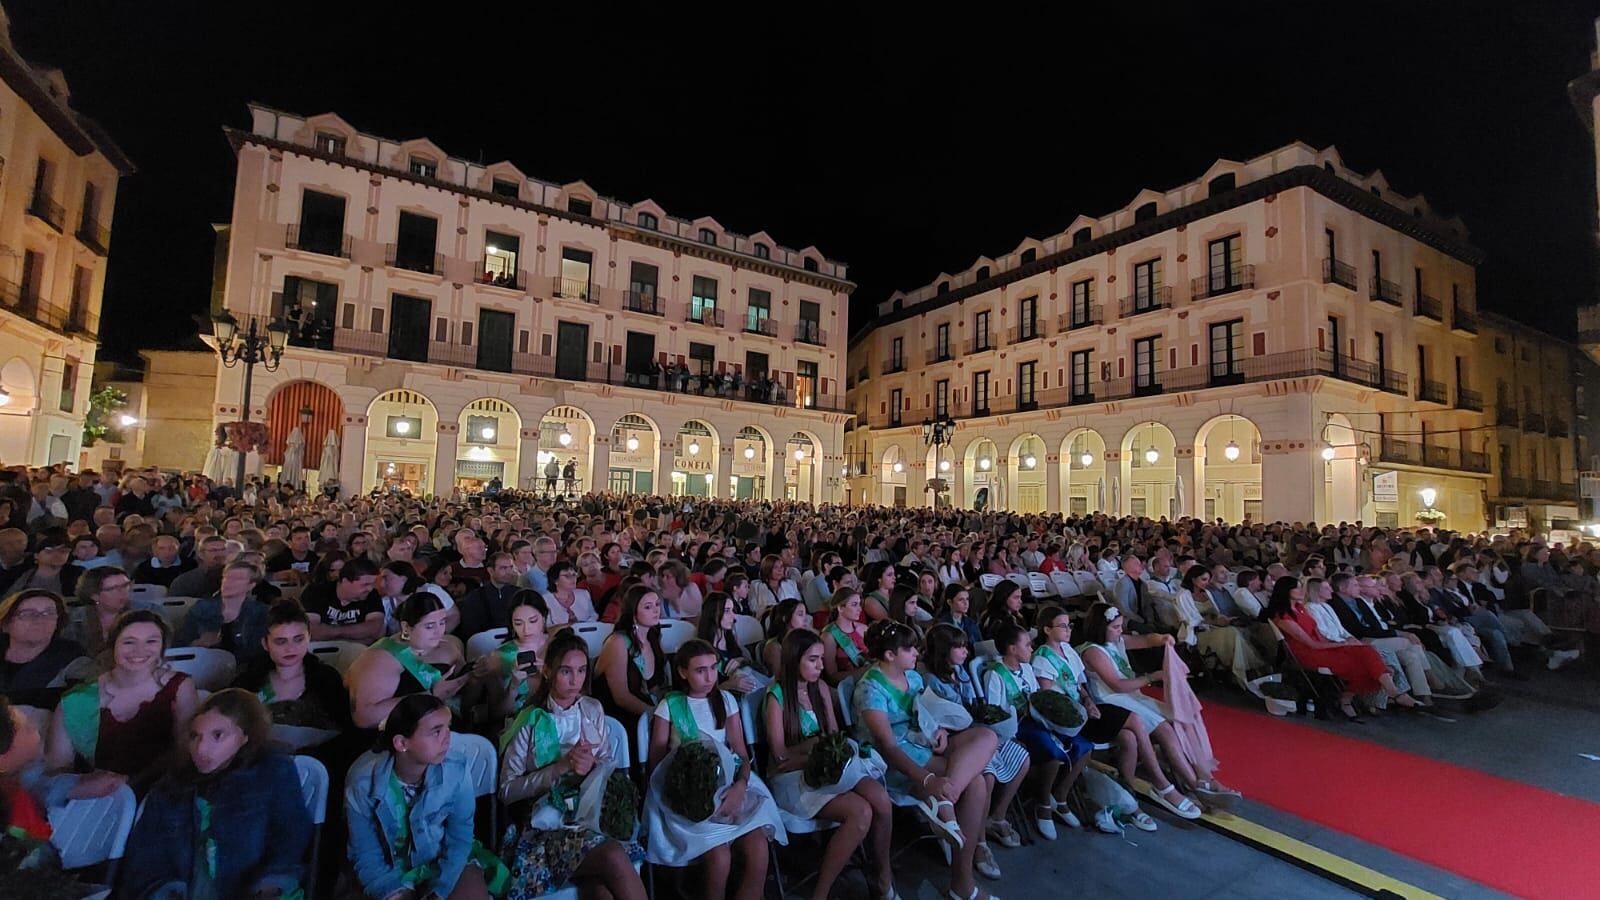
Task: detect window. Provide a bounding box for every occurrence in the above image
[803,257,819,272]
[568,197,593,217]
[1071,279,1094,327]
[68,266,91,326]
[1020,248,1036,265]
[691,276,718,323]
[1072,227,1093,246]
[80,182,98,231]
[796,360,819,408]
[490,178,519,198]
[393,211,439,273]
[1134,336,1160,393]
[314,131,346,156]
[798,300,822,344]
[1327,315,1342,368]
[935,379,950,418]
[936,323,950,360]
[974,311,991,351]
[1208,173,1236,195]
[482,230,521,285]
[636,212,658,230]
[297,189,347,256]
[1325,228,1336,261]
[976,266,990,281]
[938,281,950,295]
[465,415,499,445]
[1019,296,1038,340]
[1133,258,1162,310]
[408,157,437,179]
[746,288,772,333]
[698,228,717,245]
[628,262,658,312]
[387,415,422,439]
[1206,234,1242,293]
[20,249,42,300]
[891,337,904,370]
[1208,320,1244,383]
[1134,202,1158,222]
[890,388,903,425]
[1375,332,1388,380]
[560,248,594,300]
[59,359,76,413]
[1018,361,1037,409]
[1071,350,1093,401]
[973,371,990,415]
[689,342,716,379]
[753,242,769,259]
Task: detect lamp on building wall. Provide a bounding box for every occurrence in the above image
[394,420,412,435]
[1080,449,1094,467]
[979,457,992,471]
[626,435,639,452]
[1024,454,1037,469]
[481,426,495,441]
[1224,441,1241,461]
[1321,442,1336,461]
[688,440,701,456]
[0,386,10,407]
[1144,446,1159,464]
[558,427,573,447]
[893,461,904,473]
[1419,487,1438,509]
[940,459,951,472]
[118,414,139,427]
[744,445,756,460]
[211,310,289,488]
[794,447,806,461]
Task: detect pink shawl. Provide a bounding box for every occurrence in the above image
[1161,643,1218,773]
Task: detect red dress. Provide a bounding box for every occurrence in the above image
[1274,605,1389,693]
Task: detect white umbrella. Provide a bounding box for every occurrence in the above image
[203,445,227,482]
[318,428,340,486]
[1096,478,1107,514]
[1110,476,1121,515]
[280,426,306,488]
[1175,473,1187,518]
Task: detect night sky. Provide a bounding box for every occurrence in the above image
[12,2,1600,359]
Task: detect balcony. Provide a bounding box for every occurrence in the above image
[1495,407,1519,427]
[1190,264,1255,300]
[384,245,444,276]
[856,366,869,384]
[1524,412,1546,433]
[474,269,526,292]
[76,218,110,256]
[795,322,826,346]
[1414,293,1444,321]
[1058,304,1103,331]
[1533,479,1556,499]
[285,225,353,259]
[549,277,598,303]
[1368,276,1404,307]
[1007,321,1044,344]
[743,316,778,338]
[882,358,906,375]
[1418,379,1448,404]
[963,336,996,355]
[1548,417,1570,438]
[1455,387,1483,411]
[624,291,663,316]
[1451,301,1478,335]
[332,326,387,357]
[1379,441,1490,474]
[688,308,724,328]
[926,347,954,365]
[1499,476,1529,498]
[1322,257,1357,290]
[27,190,64,232]
[1119,286,1172,318]
[0,277,95,338]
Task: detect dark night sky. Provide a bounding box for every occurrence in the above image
[12,2,1600,358]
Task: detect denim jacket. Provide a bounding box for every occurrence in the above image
[175,596,270,664]
[119,752,311,899]
[345,747,477,899]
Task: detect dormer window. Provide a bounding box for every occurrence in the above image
[1134,202,1158,222]
[976,266,990,280]
[1072,227,1093,246]
[753,243,770,260]
[803,257,819,272]
[1370,185,1382,198]
[638,212,658,230]
[699,228,717,245]
[1323,161,1336,174]
[409,157,437,179]
[314,131,346,156]
[569,197,593,216]
[1208,173,1236,195]
[937,281,950,295]
[490,178,519,198]
[1020,248,1037,265]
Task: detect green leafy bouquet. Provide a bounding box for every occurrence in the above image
[663,740,725,822]
[600,770,639,841]
[1029,689,1085,731]
[968,702,1011,726]
[803,732,855,789]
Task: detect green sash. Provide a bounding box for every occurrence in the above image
[197,792,304,900]
[1034,644,1079,701]
[866,590,890,615]
[386,770,509,896]
[374,636,442,692]
[863,666,919,733]
[257,680,277,706]
[61,681,100,765]
[984,660,1028,712]
[766,683,819,738]
[662,692,700,743]
[497,703,560,765]
[1081,642,1136,679]
[495,641,531,708]
[826,623,863,666]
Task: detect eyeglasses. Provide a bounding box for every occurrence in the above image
[13,609,59,621]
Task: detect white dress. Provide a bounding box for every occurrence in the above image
[762,684,885,819]
[641,691,787,866]
[1081,641,1168,731]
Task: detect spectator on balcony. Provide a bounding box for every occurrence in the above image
[563,459,578,495]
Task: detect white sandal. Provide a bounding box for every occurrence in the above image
[947,887,999,900]
[1144,784,1203,820]
[918,796,965,847]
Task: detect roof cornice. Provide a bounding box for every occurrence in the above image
[0,52,134,175]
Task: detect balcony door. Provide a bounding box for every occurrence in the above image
[1133,336,1160,394]
[476,309,514,373]
[1208,320,1244,385]
[625,332,656,387]
[388,294,431,362]
[555,321,590,381]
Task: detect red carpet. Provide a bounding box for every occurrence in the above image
[1201,701,1600,899]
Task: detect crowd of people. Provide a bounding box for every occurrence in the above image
[0,460,1592,900]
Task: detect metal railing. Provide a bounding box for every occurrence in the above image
[0,277,95,337]
[1549,417,1570,438]
[743,316,778,337]
[1524,411,1546,433]
[76,218,110,256]
[1118,286,1172,318]
[1533,479,1556,499]
[795,322,826,345]
[475,269,526,291]
[624,291,663,315]
[882,358,906,375]
[1190,264,1255,299]
[1322,257,1357,290]
[1007,321,1044,344]
[1059,304,1103,331]
[1414,293,1443,321]
[1500,476,1529,498]
[926,347,954,365]
[551,276,596,303]
[1368,276,1403,306]
[1495,407,1519,427]
[1455,387,1482,411]
[285,225,353,258]
[332,327,387,357]
[688,308,724,328]
[964,336,995,355]
[384,245,444,276]
[1379,439,1422,465]
[1451,300,1478,334]
[27,190,64,231]
[1418,379,1448,404]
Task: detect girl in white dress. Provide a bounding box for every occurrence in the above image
[762,629,895,900]
[642,638,785,900]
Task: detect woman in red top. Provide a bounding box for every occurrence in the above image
[1263,576,1409,721]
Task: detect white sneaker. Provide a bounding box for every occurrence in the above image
[1035,813,1058,840]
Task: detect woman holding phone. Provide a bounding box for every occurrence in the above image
[477,591,551,718]
[347,593,473,730]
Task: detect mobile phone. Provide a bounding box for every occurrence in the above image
[516,650,538,669]
[441,662,467,680]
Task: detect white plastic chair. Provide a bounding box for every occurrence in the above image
[1028,572,1054,598]
[156,596,197,630]
[978,573,1003,591]
[571,622,614,659]
[128,583,167,604]
[294,756,329,900]
[604,715,630,769]
[50,784,136,875]
[164,646,237,691]
[1075,571,1104,594]
[657,619,696,654]
[732,614,764,653]
[1050,571,1082,599]
[308,640,366,674]
[835,676,855,727]
[466,627,510,661]
[1006,573,1029,590]
[13,704,49,739]
[974,640,997,659]
[453,731,499,844]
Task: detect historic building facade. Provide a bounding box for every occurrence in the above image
[0,8,133,467]
[847,143,1491,527]
[211,104,852,500]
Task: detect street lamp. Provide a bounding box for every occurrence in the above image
[922,415,956,507]
[212,310,288,488]
[0,386,10,407]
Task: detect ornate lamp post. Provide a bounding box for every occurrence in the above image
[211,311,288,489]
[922,414,957,508]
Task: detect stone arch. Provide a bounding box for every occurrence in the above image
[881,443,910,507]
[365,388,439,495]
[1119,421,1177,518]
[672,419,720,497]
[1006,432,1048,514]
[606,412,660,495]
[454,397,522,494]
[1324,413,1361,523]
[535,405,595,495]
[962,436,1000,512]
[784,429,822,504]
[1060,428,1108,515]
[732,425,772,500]
[1194,414,1262,523]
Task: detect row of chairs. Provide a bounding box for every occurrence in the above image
[462,613,768,666]
[976,570,1107,601]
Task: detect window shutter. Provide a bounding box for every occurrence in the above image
[370,308,385,332]
[341,303,355,329]
[462,321,473,346]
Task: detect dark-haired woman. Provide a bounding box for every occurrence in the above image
[119,689,311,899]
[0,589,86,709]
[232,602,351,734]
[763,629,893,900]
[593,585,666,736]
[477,591,549,720]
[347,593,472,730]
[696,592,763,695]
[499,630,645,900]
